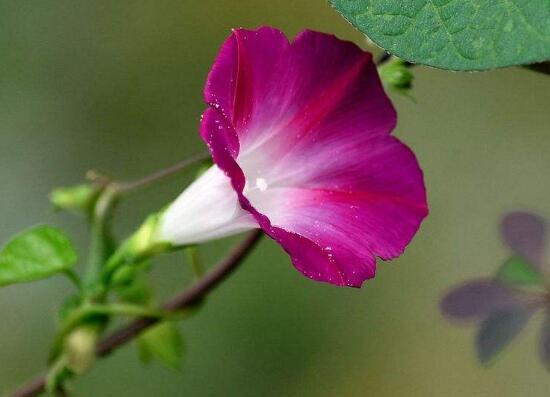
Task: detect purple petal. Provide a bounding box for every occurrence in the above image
[476,307,534,364]
[501,212,547,267]
[201,28,427,287]
[441,279,519,321]
[204,27,289,131]
[247,136,428,286]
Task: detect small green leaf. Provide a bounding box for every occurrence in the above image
[112,260,153,305]
[330,0,550,71]
[0,225,78,286]
[138,322,184,370]
[496,256,545,286]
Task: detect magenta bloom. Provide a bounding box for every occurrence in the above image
[161,27,428,287]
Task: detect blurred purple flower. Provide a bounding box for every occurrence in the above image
[441,212,550,367]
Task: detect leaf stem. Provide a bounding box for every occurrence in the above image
[186,246,204,279]
[62,270,82,291]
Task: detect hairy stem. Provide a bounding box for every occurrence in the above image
[9,230,263,397]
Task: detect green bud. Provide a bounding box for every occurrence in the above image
[50,184,101,215]
[378,58,414,93]
[65,326,99,375]
[126,213,172,260]
[102,212,172,284]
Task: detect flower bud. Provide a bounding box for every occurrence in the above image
[50,184,101,215]
[378,58,414,92]
[65,326,99,375]
[102,213,173,283]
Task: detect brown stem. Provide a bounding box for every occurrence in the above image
[9,378,45,397]
[116,152,210,193]
[9,230,263,397]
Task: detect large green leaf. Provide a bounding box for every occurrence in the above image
[0,225,78,286]
[138,322,184,370]
[330,0,550,70]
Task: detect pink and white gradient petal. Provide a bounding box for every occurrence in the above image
[164,27,428,287]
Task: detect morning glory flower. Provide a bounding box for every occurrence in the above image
[441,212,550,367]
[159,27,428,287]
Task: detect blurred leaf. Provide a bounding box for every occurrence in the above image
[330,0,550,71]
[45,356,74,395]
[501,212,547,267]
[58,294,83,323]
[0,225,78,286]
[113,261,153,305]
[497,256,545,287]
[477,308,532,364]
[50,183,101,216]
[138,322,184,370]
[441,279,516,320]
[115,277,152,305]
[540,315,550,370]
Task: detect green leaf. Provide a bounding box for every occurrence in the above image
[496,256,545,286]
[138,322,184,370]
[330,0,550,71]
[0,225,78,286]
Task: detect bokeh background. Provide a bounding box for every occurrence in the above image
[1,1,549,396]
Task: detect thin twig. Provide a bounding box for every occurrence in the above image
[116,152,210,193]
[9,378,45,397]
[9,230,263,397]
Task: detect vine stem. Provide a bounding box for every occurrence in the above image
[9,230,263,397]
[115,152,210,194]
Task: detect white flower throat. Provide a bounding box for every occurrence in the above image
[255,177,268,191]
[159,165,270,245]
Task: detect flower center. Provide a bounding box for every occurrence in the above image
[255,177,268,192]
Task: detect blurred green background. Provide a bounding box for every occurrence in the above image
[1,1,549,396]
